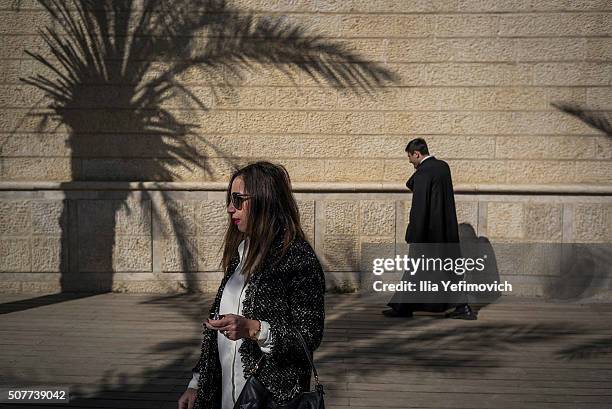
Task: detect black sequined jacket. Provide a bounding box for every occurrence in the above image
[192,233,326,409]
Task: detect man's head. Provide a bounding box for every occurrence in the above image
[405,138,430,169]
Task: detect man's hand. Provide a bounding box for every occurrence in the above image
[178,387,197,409]
[204,313,260,341]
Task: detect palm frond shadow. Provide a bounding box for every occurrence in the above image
[551,102,612,136]
[317,298,589,379]
[555,336,612,361]
[9,0,398,300]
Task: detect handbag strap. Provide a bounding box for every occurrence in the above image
[253,328,322,388]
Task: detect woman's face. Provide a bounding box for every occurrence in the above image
[227,176,249,233]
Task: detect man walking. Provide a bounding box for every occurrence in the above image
[382,138,476,319]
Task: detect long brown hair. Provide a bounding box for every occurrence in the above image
[221,161,305,277]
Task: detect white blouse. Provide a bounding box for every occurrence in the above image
[188,239,273,409]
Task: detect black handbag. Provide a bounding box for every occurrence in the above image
[232,329,325,409]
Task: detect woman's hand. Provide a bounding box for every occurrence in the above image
[204,313,260,341]
[178,387,197,409]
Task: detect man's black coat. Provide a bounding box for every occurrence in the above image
[387,156,462,313]
[405,156,459,244]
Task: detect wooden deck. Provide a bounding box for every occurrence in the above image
[1,293,612,409]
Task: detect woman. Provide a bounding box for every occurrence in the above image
[178,161,326,409]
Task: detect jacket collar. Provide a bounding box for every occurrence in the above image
[406,156,436,190]
[417,155,435,169]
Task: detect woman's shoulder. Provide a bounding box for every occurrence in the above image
[285,235,317,260]
[271,235,320,274]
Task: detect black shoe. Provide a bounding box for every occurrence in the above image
[382,308,413,318]
[445,305,477,320]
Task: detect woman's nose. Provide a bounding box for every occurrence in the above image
[227,203,235,213]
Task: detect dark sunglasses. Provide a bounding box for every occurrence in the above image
[230,192,252,210]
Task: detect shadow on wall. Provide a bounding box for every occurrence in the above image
[2,0,398,312]
[458,223,501,309]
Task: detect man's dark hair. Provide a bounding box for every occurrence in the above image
[405,138,429,155]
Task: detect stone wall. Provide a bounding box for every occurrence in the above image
[0,0,611,296]
[0,185,610,299]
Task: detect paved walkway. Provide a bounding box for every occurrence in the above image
[1,293,612,408]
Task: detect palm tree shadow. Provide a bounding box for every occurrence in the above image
[316,298,589,384]
[551,102,612,136]
[2,0,398,313]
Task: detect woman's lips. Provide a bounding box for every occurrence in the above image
[232,218,240,224]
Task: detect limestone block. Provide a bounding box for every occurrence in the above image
[574,161,612,184]
[0,238,30,271]
[298,200,315,242]
[321,235,359,271]
[0,133,70,157]
[222,63,301,87]
[0,84,47,108]
[275,159,325,182]
[586,38,612,61]
[508,112,595,135]
[369,87,474,111]
[499,13,611,36]
[473,88,566,111]
[360,201,395,236]
[113,236,152,272]
[237,111,308,133]
[360,237,395,274]
[587,87,612,110]
[425,63,533,87]
[213,86,266,109]
[516,38,586,61]
[78,236,113,272]
[436,14,499,37]
[456,201,478,229]
[1,158,71,181]
[383,160,418,182]
[0,10,53,34]
[505,160,575,184]
[324,200,359,235]
[0,200,30,235]
[595,137,612,160]
[159,200,197,237]
[21,281,61,293]
[384,112,454,134]
[308,111,384,134]
[31,237,65,272]
[533,63,609,86]
[175,110,237,133]
[524,204,563,242]
[163,236,198,272]
[0,281,22,293]
[338,15,434,37]
[115,200,151,235]
[573,203,610,242]
[196,200,227,237]
[357,135,406,159]
[324,160,384,182]
[78,200,116,236]
[445,160,508,184]
[197,236,224,272]
[386,38,450,63]
[487,202,524,239]
[457,0,612,12]
[332,38,387,63]
[337,89,387,110]
[328,0,464,13]
[386,63,430,86]
[496,136,596,160]
[427,136,496,159]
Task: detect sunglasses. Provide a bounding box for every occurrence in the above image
[230,192,252,210]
